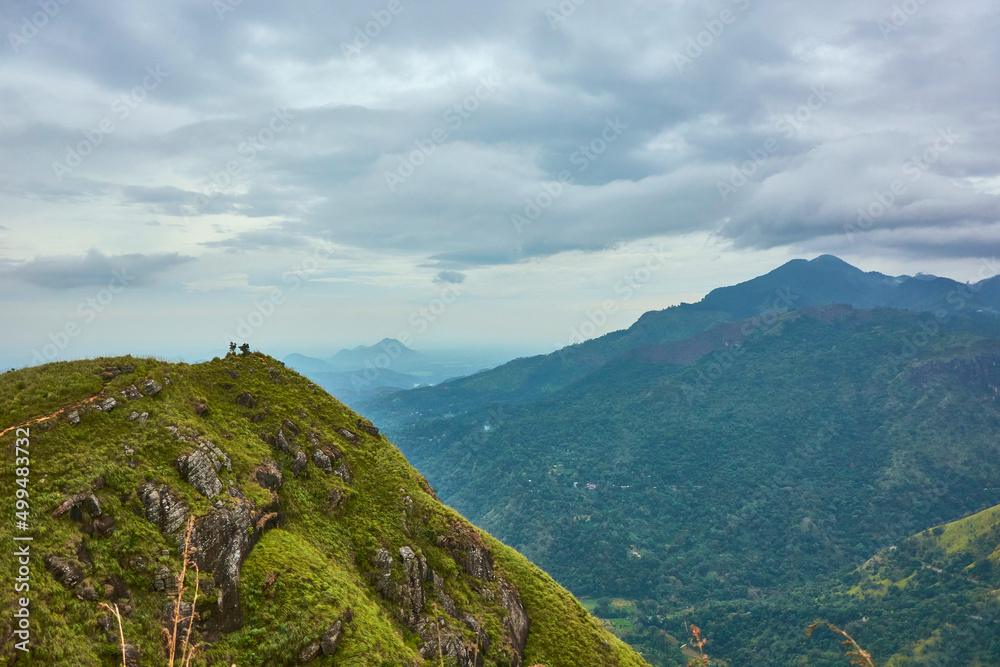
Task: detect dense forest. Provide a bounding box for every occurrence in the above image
[365,306,1000,664]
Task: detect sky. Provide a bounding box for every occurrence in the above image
[1,0,999,370]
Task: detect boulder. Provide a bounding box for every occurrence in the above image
[153,565,173,593]
[356,418,379,437]
[68,410,80,425]
[312,449,333,473]
[333,462,353,484]
[298,643,321,663]
[321,620,343,655]
[290,451,308,475]
[138,483,189,537]
[96,397,118,412]
[235,392,257,408]
[254,460,283,490]
[139,379,163,397]
[119,385,142,400]
[45,555,85,589]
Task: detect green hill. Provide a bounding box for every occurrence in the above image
[0,354,649,667]
[362,306,1000,665]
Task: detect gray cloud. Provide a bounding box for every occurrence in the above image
[1,0,999,272]
[433,270,467,284]
[4,249,194,289]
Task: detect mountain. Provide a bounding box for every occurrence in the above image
[359,255,1000,422]
[0,354,648,667]
[283,340,508,408]
[361,301,1000,664]
[325,338,426,373]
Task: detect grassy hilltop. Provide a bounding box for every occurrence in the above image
[0,353,649,667]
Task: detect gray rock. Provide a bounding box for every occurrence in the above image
[333,462,352,484]
[254,460,283,490]
[119,385,142,400]
[77,579,98,601]
[235,391,257,408]
[337,428,357,442]
[123,644,141,667]
[321,620,343,655]
[497,577,529,659]
[175,449,223,498]
[153,565,172,592]
[138,412,149,425]
[45,556,84,589]
[373,546,428,627]
[312,449,332,472]
[162,600,195,640]
[298,643,321,663]
[68,410,80,425]
[290,451,308,475]
[139,379,163,396]
[138,483,189,536]
[96,397,118,412]
[275,429,297,455]
[52,493,101,519]
[185,495,279,633]
[326,487,344,510]
[128,411,140,422]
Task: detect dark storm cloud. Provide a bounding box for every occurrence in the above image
[4,249,194,289]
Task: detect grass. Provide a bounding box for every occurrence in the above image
[0,352,649,666]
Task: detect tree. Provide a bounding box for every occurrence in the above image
[229,342,237,354]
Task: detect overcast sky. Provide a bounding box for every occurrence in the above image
[2,0,999,369]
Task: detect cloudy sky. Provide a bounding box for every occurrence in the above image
[1,0,999,369]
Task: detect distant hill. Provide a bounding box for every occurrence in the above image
[0,354,648,667]
[359,255,1000,422]
[284,340,506,408]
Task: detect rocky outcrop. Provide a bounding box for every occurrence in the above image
[356,418,379,437]
[337,428,358,443]
[290,451,308,475]
[372,546,431,628]
[320,619,344,655]
[333,462,353,484]
[175,449,223,498]
[254,460,283,490]
[497,577,529,663]
[52,493,101,519]
[185,490,280,632]
[440,524,495,582]
[96,397,118,412]
[44,555,85,589]
[139,378,163,396]
[138,483,189,537]
[312,449,333,472]
[119,384,142,400]
[235,391,257,408]
[68,410,80,425]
